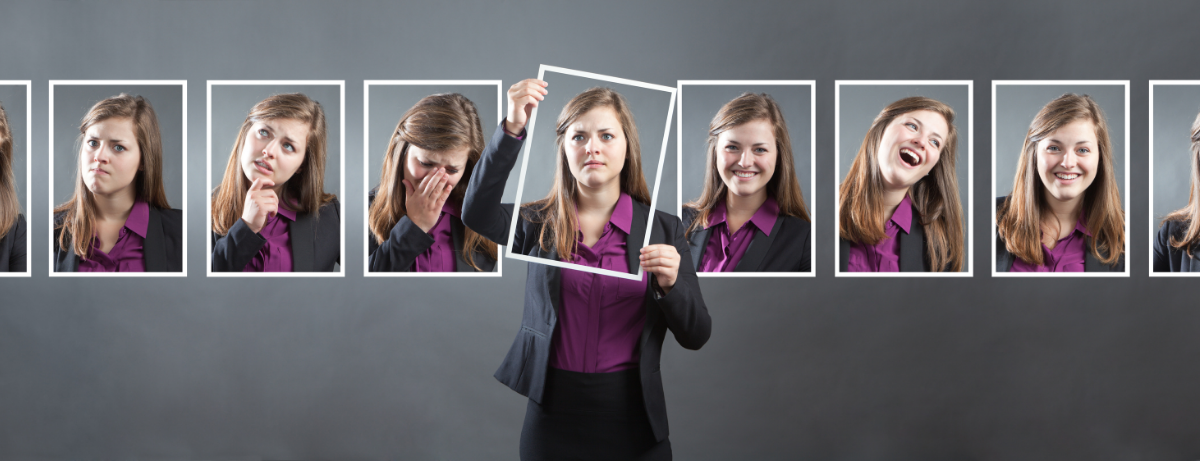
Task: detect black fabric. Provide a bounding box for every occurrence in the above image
[520,368,671,461]
[366,188,496,272]
[53,207,183,272]
[994,196,1124,273]
[462,122,712,442]
[211,199,341,272]
[681,205,811,272]
[1154,218,1200,272]
[0,213,25,272]
[837,201,937,272]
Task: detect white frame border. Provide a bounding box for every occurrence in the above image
[990,80,1131,278]
[676,80,817,278]
[834,80,975,278]
[507,65,676,281]
[1148,80,1198,277]
[361,80,504,278]
[206,80,346,278]
[48,80,189,278]
[0,81,31,277]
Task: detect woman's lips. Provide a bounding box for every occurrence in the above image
[583,160,604,169]
[254,159,273,175]
[1054,172,1081,184]
[733,170,758,180]
[898,148,921,168]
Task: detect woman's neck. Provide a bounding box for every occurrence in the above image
[575,181,621,218]
[93,188,136,222]
[882,186,909,221]
[1042,192,1084,238]
[724,189,767,233]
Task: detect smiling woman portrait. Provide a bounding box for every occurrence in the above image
[53,94,181,273]
[996,93,1124,273]
[838,96,965,273]
[210,93,340,272]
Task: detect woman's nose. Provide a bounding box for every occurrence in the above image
[1061,151,1078,168]
[737,150,753,168]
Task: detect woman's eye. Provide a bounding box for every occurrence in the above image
[601,133,614,141]
[86,140,98,148]
[283,143,295,152]
[1077,148,1090,155]
[1047,145,1060,152]
[930,139,940,148]
[113,145,126,152]
[258,129,269,138]
[446,169,459,175]
[754,147,768,154]
[905,122,917,130]
[420,161,433,168]
[572,135,585,142]
[724,145,738,152]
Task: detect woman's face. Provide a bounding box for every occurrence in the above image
[80,117,141,197]
[403,144,470,198]
[1036,118,1099,204]
[240,118,309,188]
[564,106,627,191]
[875,109,948,191]
[716,119,777,199]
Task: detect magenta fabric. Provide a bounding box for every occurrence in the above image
[1011,215,1091,273]
[243,205,296,273]
[411,202,459,272]
[847,194,913,272]
[78,200,149,273]
[551,193,647,374]
[698,196,779,272]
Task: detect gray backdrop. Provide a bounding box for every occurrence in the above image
[994,84,1127,200]
[1151,84,1200,223]
[2,1,1199,460]
[209,84,342,200]
[679,84,812,213]
[51,84,184,208]
[0,85,28,212]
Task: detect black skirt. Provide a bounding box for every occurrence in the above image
[520,367,672,461]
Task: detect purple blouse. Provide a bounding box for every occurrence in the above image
[847,194,913,272]
[698,196,779,272]
[243,206,296,272]
[411,203,459,272]
[79,200,149,273]
[551,193,647,374]
[1011,216,1090,272]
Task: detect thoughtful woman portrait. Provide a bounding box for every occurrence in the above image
[210,92,340,272]
[461,78,710,460]
[52,93,182,272]
[996,93,1125,273]
[0,100,26,272]
[682,92,811,272]
[838,95,966,273]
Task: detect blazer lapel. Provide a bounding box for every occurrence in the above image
[626,201,649,276]
[542,245,563,324]
[143,206,167,272]
[452,218,472,273]
[735,217,781,272]
[62,243,80,272]
[289,212,315,272]
[688,226,709,270]
[899,204,927,272]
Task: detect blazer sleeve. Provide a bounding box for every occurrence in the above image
[798,222,811,272]
[652,214,712,350]
[368,214,435,272]
[462,122,524,248]
[211,218,267,272]
[7,214,25,272]
[1153,220,1176,272]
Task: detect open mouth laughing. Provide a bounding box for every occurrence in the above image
[899,147,922,168]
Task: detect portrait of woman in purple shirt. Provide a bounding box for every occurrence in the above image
[367,93,497,272]
[1155,111,1200,272]
[52,94,182,273]
[211,93,340,273]
[0,101,25,272]
[838,96,965,272]
[997,94,1125,273]
[682,93,811,272]
[461,79,710,460]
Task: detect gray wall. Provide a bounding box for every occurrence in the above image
[0,85,27,212]
[1151,84,1200,223]
[51,84,184,208]
[679,84,812,213]
[1,1,1198,460]
[994,84,1127,199]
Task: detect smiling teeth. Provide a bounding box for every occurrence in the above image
[255,159,271,171]
[734,171,756,178]
[1055,173,1079,180]
[900,149,919,166]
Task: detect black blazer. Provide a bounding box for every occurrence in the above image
[1154,219,1198,272]
[0,213,26,272]
[211,199,341,272]
[681,205,811,272]
[838,201,938,272]
[53,207,183,272]
[994,196,1124,272]
[366,188,496,272]
[461,123,711,442]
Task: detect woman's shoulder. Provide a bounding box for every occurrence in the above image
[680,205,700,225]
[1159,216,1190,240]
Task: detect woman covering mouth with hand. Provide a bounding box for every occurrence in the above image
[997,93,1124,272]
[211,93,340,272]
[461,79,710,460]
[839,96,965,272]
[682,93,811,272]
[53,94,181,272]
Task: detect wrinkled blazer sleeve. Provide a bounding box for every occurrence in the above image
[462,123,524,249]
[653,214,712,350]
[211,219,266,272]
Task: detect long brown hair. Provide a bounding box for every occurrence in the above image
[525,87,652,260]
[212,93,336,236]
[0,102,18,239]
[838,96,964,272]
[684,93,810,238]
[997,93,1124,267]
[54,94,171,258]
[368,93,496,270]
[1164,111,1200,256]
